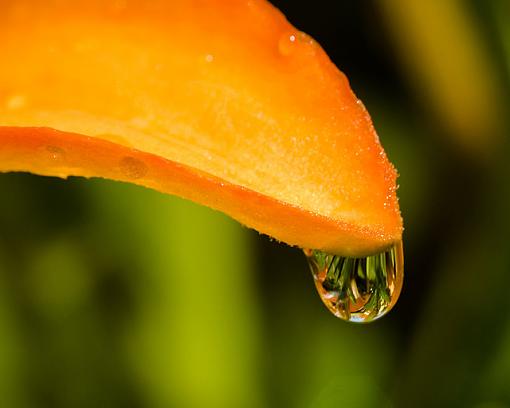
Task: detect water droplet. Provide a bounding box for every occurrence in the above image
[278,32,298,56]
[305,241,403,323]
[119,156,148,179]
[5,94,26,110]
[43,145,65,162]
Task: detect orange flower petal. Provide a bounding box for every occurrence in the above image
[0,0,402,256]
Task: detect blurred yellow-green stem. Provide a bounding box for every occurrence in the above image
[88,181,263,407]
[0,255,26,407]
[379,0,503,155]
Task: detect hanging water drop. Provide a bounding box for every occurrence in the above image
[305,242,403,323]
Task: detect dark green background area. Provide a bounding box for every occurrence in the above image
[1,1,510,407]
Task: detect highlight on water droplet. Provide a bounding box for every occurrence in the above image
[305,241,404,323]
[43,145,65,162]
[278,31,298,56]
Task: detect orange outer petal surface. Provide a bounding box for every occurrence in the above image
[0,0,402,257]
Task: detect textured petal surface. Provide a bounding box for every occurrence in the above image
[0,0,402,256]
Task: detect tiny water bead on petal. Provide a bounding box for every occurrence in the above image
[278,32,297,56]
[305,242,404,323]
[278,31,315,56]
[42,145,65,162]
[119,156,148,180]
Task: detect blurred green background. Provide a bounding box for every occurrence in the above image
[1,1,510,407]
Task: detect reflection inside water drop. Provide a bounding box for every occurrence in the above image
[305,242,403,323]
